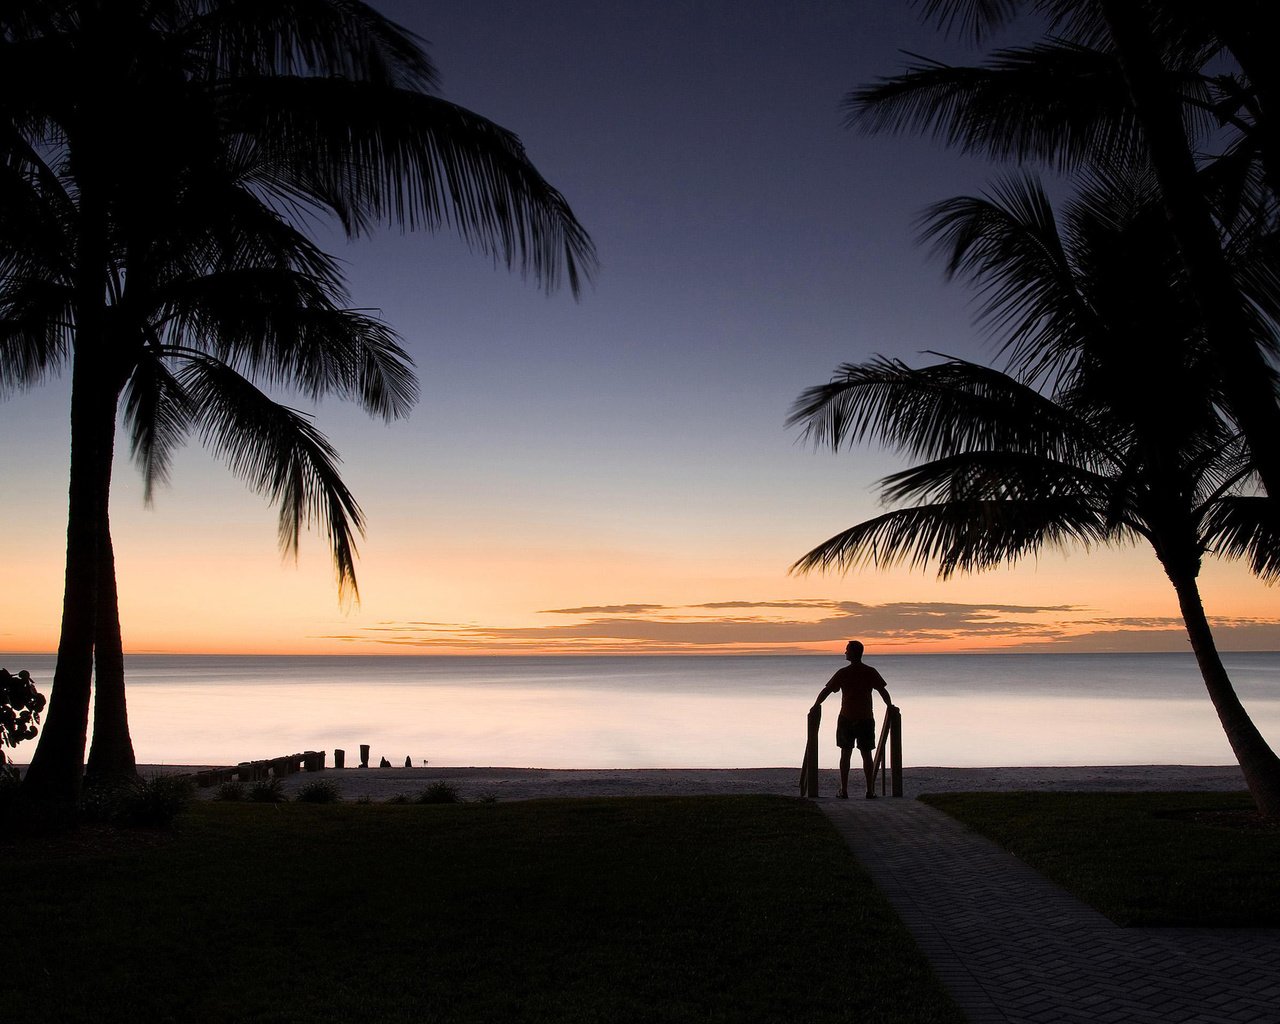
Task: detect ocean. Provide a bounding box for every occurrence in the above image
[3,652,1278,769]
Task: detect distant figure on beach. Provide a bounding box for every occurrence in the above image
[812,640,892,799]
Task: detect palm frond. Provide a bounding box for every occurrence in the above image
[1202,496,1280,581]
[176,353,365,602]
[788,356,1110,469]
[846,41,1144,171]
[919,176,1098,378]
[123,347,195,503]
[879,449,1120,507]
[914,0,1022,44]
[181,0,439,90]
[157,271,417,420]
[222,79,597,295]
[790,497,1119,579]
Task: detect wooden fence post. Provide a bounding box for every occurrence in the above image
[889,705,903,798]
[800,704,821,798]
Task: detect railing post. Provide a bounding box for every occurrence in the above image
[889,705,903,797]
[800,705,821,798]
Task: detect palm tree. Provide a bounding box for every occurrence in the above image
[3,0,597,809]
[847,0,1280,504]
[790,176,1280,815]
[4,128,418,792]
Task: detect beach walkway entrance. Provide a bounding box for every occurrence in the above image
[822,798,1280,1024]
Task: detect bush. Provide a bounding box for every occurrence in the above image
[417,781,461,804]
[216,781,245,801]
[81,774,194,827]
[296,780,341,804]
[249,778,286,803]
[385,792,412,805]
[1,668,45,784]
[127,775,195,825]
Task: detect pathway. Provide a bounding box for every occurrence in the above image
[821,798,1280,1024]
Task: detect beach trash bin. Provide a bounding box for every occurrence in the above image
[360,744,370,768]
[334,748,345,769]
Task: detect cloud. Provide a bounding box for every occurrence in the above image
[538,604,669,615]
[691,600,843,610]
[1008,618,1280,653]
[319,597,1280,654]
[323,597,1090,652]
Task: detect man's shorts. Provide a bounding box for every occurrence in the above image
[836,715,875,751]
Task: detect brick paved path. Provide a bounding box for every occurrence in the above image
[821,799,1280,1024]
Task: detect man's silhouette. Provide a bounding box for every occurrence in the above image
[813,640,892,799]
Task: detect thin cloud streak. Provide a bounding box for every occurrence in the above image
[315,597,1280,654]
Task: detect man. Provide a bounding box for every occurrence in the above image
[813,640,892,799]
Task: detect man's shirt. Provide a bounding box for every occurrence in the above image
[824,663,888,720]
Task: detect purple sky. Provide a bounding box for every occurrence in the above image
[2,0,1276,655]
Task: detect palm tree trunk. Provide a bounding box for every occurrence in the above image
[19,351,113,810]
[1167,568,1280,817]
[85,518,138,788]
[1100,0,1280,501]
[19,175,115,813]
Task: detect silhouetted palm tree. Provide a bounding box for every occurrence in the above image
[3,0,596,808]
[848,0,1280,504]
[790,176,1280,815]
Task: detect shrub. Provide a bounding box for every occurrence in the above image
[417,781,461,804]
[386,792,412,805]
[216,781,245,801]
[126,775,195,825]
[249,778,286,803]
[81,774,194,826]
[1,668,45,784]
[296,779,341,804]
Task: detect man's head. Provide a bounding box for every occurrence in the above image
[845,640,864,662]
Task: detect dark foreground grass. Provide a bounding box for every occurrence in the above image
[922,791,1280,927]
[11,796,962,1024]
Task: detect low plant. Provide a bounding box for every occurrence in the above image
[81,774,195,826]
[385,792,412,805]
[296,780,341,804]
[1,668,45,786]
[249,777,286,803]
[216,781,245,801]
[416,781,461,804]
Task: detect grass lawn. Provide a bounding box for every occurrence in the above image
[11,795,962,1024]
[921,791,1280,927]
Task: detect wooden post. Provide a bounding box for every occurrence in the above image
[799,704,821,798]
[889,705,903,798]
[359,744,370,768]
[334,748,345,769]
[871,715,891,794]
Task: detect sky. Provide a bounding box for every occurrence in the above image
[1,0,1277,656]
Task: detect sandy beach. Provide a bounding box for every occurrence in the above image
[151,763,1249,803]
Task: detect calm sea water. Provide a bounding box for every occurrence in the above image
[3,652,1278,769]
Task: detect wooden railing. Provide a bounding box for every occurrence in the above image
[800,703,903,798]
[870,705,903,797]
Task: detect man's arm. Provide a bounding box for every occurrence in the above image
[873,668,892,707]
[813,675,840,709]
